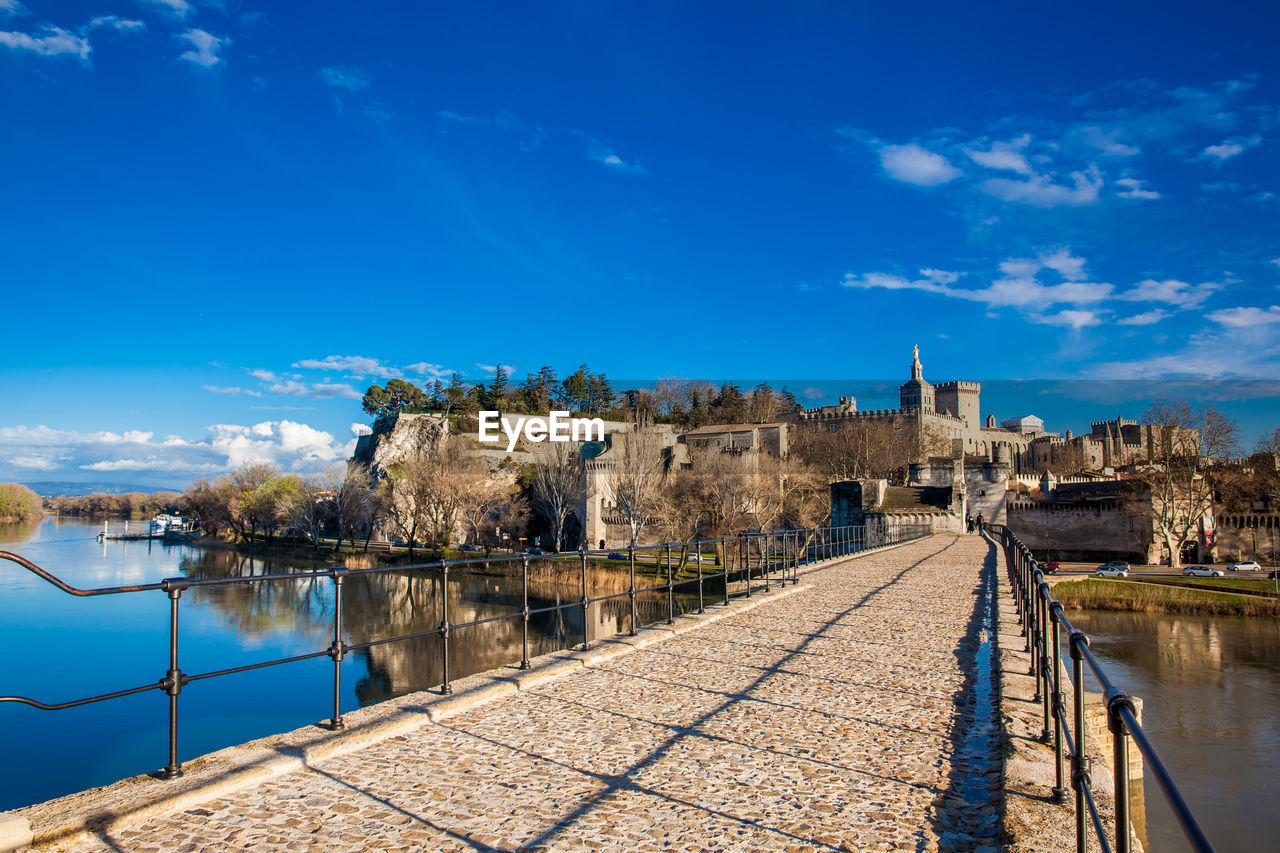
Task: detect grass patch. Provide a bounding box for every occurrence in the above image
[1052,579,1280,616]
[1132,577,1279,597]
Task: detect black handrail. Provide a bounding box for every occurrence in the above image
[989,523,1215,853]
[1,522,927,781]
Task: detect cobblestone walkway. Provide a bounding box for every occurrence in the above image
[63,535,1000,852]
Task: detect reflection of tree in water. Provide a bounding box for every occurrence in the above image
[178,549,700,705]
[179,550,333,642]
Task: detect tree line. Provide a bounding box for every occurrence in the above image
[363,368,807,429]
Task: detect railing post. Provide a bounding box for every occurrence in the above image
[743,536,751,598]
[1038,580,1052,742]
[721,537,729,606]
[665,543,674,625]
[520,554,532,668]
[1050,602,1069,804]
[696,543,704,614]
[327,569,348,730]
[579,548,590,650]
[1031,575,1042,697]
[160,578,189,779]
[628,543,637,636]
[1108,689,1136,853]
[439,559,453,695]
[1070,629,1090,853]
[763,533,771,592]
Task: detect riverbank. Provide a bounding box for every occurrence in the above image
[1052,578,1280,616]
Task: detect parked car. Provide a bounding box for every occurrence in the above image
[607,552,628,561]
[1042,561,1061,574]
[457,543,482,552]
[1228,561,1262,572]
[1095,561,1130,578]
[526,547,545,555]
[1183,565,1224,578]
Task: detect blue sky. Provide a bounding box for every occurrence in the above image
[2,0,1279,487]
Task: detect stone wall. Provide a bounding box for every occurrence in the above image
[1213,513,1280,562]
[1007,501,1155,563]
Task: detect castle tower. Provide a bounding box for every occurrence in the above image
[899,345,935,412]
[935,379,981,433]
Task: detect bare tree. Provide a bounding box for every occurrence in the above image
[327,461,375,551]
[1132,400,1239,567]
[606,425,667,547]
[378,455,435,561]
[531,441,586,551]
[793,417,939,484]
[285,474,330,549]
[1256,426,1280,457]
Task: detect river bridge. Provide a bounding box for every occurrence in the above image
[0,531,1214,852]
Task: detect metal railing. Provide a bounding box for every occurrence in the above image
[990,524,1215,853]
[0,523,921,782]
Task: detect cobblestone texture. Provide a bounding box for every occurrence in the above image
[49,535,1000,852]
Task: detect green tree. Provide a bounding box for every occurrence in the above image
[560,365,591,412]
[712,383,747,423]
[0,483,42,520]
[484,364,510,410]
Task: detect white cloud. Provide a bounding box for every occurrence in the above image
[204,385,263,397]
[1080,126,1140,157]
[1271,258,1280,268]
[1117,278,1219,309]
[980,166,1102,207]
[1207,305,1280,328]
[317,66,370,91]
[293,355,400,379]
[1117,310,1169,326]
[267,381,362,400]
[1115,177,1161,199]
[589,148,645,175]
[351,423,372,437]
[405,362,450,379]
[0,0,25,15]
[963,135,1032,175]
[249,369,277,382]
[1203,135,1261,161]
[1031,310,1104,329]
[1035,249,1088,281]
[88,15,145,32]
[138,0,191,18]
[1,420,355,479]
[476,363,516,375]
[178,28,224,68]
[10,455,60,470]
[0,25,90,59]
[82,457,221,473]
[844,251,1111,313]
[878,143,962,186]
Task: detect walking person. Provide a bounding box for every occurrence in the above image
[976,512,985,534]
[966,516,974,534]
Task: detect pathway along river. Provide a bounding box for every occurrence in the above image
[1066,609,1280,852]
[0,518,706,811]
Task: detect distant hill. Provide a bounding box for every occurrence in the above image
[21,481,176,497]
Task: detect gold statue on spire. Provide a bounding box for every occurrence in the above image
[913,344,919,361]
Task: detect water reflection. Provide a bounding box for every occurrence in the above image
[178,548,702,700]
[1067,610,1280,852]
[0,518,712,810]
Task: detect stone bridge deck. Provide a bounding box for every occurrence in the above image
[44,535,1000,852]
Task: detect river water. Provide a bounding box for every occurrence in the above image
[1066,609,1280,852]
[0,518,707,811]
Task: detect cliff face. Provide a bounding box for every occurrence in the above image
[353,413,450,477]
